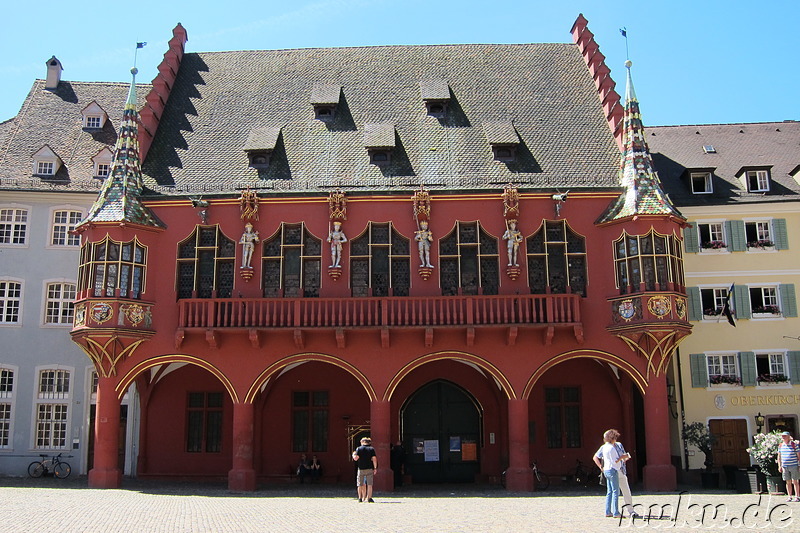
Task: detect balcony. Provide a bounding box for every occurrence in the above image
[176,293,584,348]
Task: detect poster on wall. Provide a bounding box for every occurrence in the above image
[424,439,440,462]
[449,436,461,452]
[413,438,425,454]
[462,441,477,461]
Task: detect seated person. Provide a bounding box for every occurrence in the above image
[296,454,311,483]
[309,455,322,482]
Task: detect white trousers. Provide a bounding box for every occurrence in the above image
[618,471,633,512]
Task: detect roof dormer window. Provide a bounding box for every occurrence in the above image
[243,126,281,169]
[32,145,63,177]
[684,169,715,194]
[420,79,451,118]
[91,147,113,179]
[483,121,519,163]
[81,101,108,130]
[736,167,772,193]
[310,84,341,122]
[363,123,396,167]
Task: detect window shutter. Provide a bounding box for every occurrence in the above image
[683,225,699,253]
[687,286,702,321]
[773,219,789,250]
[733,284,751,319]
[780,284,797,317]
[788,351,800,385]
[738,351,756,386]
[727,220,747,251]
[690,353,708,388]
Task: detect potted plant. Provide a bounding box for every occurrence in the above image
[747,431,783,493]
[701,240,727,251]
[752,305,781,316]
[757,373,789,386]
[683,422,719,488]
[708,374,742,386]
[747,239,775,250]
[703,307,723,318]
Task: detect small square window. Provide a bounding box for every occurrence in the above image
[746,170,770,192]
[36,161,54,175]
[697,222,725,250]
[492,146,516,163]
[369,150,391,166]
[749,286,780,316]
[745,221,773,249]
[96,163,110,177]
[690,172,713,194]
[85,116,102,129]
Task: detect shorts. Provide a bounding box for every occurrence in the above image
[356,468,374,486]
[782,465,800,481]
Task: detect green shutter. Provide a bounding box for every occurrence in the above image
[683,225,699,253]
[687,286,702,321]
[780,284,797,317]
[773,219,789,250]
[690,353,708,388]
[788,352,800,385]
[733,284,751,319]
[728,220,747,252]
[739,351,756,386]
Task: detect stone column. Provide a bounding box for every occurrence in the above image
[505,398,533,491]
[370,399,392,492]
[642,374,677,491]
[228,401,256,491]
[88,376,122,488]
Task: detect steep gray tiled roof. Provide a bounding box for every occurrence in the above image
[483,121,519,146]
[243,127,282,152]
[0,80,150,192]
[648,121,800,206]
[142,44,621,195]
[310,83,341,105]
[363,123,396,148]
[419,79,450,101]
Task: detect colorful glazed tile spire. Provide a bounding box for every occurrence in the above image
[597,61,683,224]
[79,68,163,228]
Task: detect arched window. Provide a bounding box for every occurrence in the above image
[526,220,587,296]
[439,221,499,296]
[78,236,147,299]
[177,226,236,299]
[350,222,410,297]
[262,223,321,298]
[613,230,684,295]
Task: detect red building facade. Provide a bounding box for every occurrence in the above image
[71,17,690,492]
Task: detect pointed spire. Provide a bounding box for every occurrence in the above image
[597,61,683,224]
[79,68,163,229]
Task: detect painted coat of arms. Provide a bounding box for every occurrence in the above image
[121,304,146,326]
[90,302,113,324]
[618,299,636,321]
[675,297,687,320]
[647,296,671,318]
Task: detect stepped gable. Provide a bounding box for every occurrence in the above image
[648,121,800,206]
[0,80,149,192]
[141,43,621,195]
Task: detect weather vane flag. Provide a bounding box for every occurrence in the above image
[134,41,147,68]
[619,27,629,60]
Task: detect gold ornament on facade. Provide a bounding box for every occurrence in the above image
[412,185,431,222]
[675,297,687,320]
[239,188,260,221]
[502,184,519,220]
[412,186,433,278]
[90,302,114,324]
[328,188,347,222]
[74,303,86,327]
[121,304,146,326]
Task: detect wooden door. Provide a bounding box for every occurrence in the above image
[709,419,749,468]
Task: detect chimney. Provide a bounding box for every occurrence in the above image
[45,56,63,90]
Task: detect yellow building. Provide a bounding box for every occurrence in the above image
[649,121,800,475]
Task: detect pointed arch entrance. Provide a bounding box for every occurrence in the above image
[401,380,482,483]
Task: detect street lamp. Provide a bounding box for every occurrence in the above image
[755,412,765,433]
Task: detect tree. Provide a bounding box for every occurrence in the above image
[682,422,716,472]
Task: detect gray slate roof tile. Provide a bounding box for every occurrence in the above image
[648,121,800,206]
[141,44,620,195]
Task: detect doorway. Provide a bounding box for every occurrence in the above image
[401,380,481,483]
[709,419,750,468]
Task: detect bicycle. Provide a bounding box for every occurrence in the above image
[574,458,600,486]
[28,453,71,479]
[500,460,550,490]
[531,460,550,490]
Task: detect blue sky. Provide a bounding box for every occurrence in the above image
[1,1,797,126]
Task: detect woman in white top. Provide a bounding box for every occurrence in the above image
[593,428,631,518]
[594,428,636,518]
